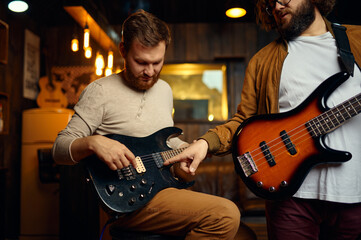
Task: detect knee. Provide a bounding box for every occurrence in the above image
[209,199,241,237]
[220,200,241,231]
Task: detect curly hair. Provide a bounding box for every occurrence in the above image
[255,0,336,31]
[121,9,171,52]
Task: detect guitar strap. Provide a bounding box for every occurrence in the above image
[332,23,355,76]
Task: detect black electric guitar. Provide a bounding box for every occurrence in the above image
[85,127,194,214]
[232,71,361,200]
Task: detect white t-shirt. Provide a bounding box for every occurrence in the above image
[279,32,361,203]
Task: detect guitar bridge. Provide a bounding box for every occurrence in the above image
[237,152,258,177]
[117,166,137,180]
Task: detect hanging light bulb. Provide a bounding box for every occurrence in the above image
[84,46,92,59]
[107,50,114,68]
[104,50,114,76]
[105,68,112,76]
[83,23,90,49]
[71,35,79,52]
[95,51,105,76]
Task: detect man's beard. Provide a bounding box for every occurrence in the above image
[123,65,160,91]
[277,0,315,40]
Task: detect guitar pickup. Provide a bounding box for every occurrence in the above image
[280,130,297,155]
[260,141,276,166]
[237,152,258,177]
[135,156,146,173]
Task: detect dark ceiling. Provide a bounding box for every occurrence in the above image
[7,0,361,28]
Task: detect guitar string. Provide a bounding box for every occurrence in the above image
[247,99,361,173]
[246,94,361,163]
[249,99,361,171]
[130,148,186,168]
[246,94,361,164]
[243,96,361,172]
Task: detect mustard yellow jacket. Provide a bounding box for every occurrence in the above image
[202,19,361,155]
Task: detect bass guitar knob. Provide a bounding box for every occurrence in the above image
[140,179,147,185]
[129,197,136,205]
[257,181,263,187]
[280,181,288,187]
[269,186,276,192]
[130,184,137,191]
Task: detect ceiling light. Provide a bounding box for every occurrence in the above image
[71,35,79,52]
[8,0,28,13]
[226,7,247,18]
[225,0,247,18]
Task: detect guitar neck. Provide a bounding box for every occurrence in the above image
[160,148,186,162]
[306,92,361,137]
[150,148,186,168]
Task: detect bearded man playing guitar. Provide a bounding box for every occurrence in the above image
[52,10,241,240]
[165,0,361,239]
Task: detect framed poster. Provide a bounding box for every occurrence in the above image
[23,29,40,100]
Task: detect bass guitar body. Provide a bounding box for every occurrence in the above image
[85,127,194,214]
[232,71,359,200]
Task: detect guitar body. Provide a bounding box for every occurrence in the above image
[85,127,194,214]
[232,72,353,200]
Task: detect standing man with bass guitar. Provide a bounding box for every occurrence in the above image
[165,0,361,239]
[52,10,241,240]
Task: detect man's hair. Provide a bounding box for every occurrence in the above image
[121,9,171,52]
[255,0,336,31]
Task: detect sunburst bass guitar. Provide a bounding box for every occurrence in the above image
[85,127,194,214]
[232,71,360,200]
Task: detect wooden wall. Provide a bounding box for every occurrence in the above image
[0,1,277,237]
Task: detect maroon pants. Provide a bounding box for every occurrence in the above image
[266,197,361,240]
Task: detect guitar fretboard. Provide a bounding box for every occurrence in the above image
[306,92,361,137]
[151,148,186,168]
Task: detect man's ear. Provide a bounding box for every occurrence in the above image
[119,42,126,58]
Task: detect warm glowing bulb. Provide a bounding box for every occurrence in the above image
[105,67,112,76]
[225,8,247,18]
[71,38,79,52]
[208,114,214,121]
[96,68,103,76]
[85,47,92,59]
[83,28,90,49]
[107,51,114,68]
[95,52,104,69]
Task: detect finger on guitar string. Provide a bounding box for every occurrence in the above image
[164,139,209,175]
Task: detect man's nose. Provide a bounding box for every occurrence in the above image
[144,64,154,76]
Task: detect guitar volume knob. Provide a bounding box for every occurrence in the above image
[129,197,136,205]
[280,181,288,187]
[139,194,145,200]
[140,179,147,185]
[130,184,137,191]
[257,182,263,187]
[269,186,276,192]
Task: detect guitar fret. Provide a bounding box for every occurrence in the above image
[159,148,186,167]
[306,93,361,138]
